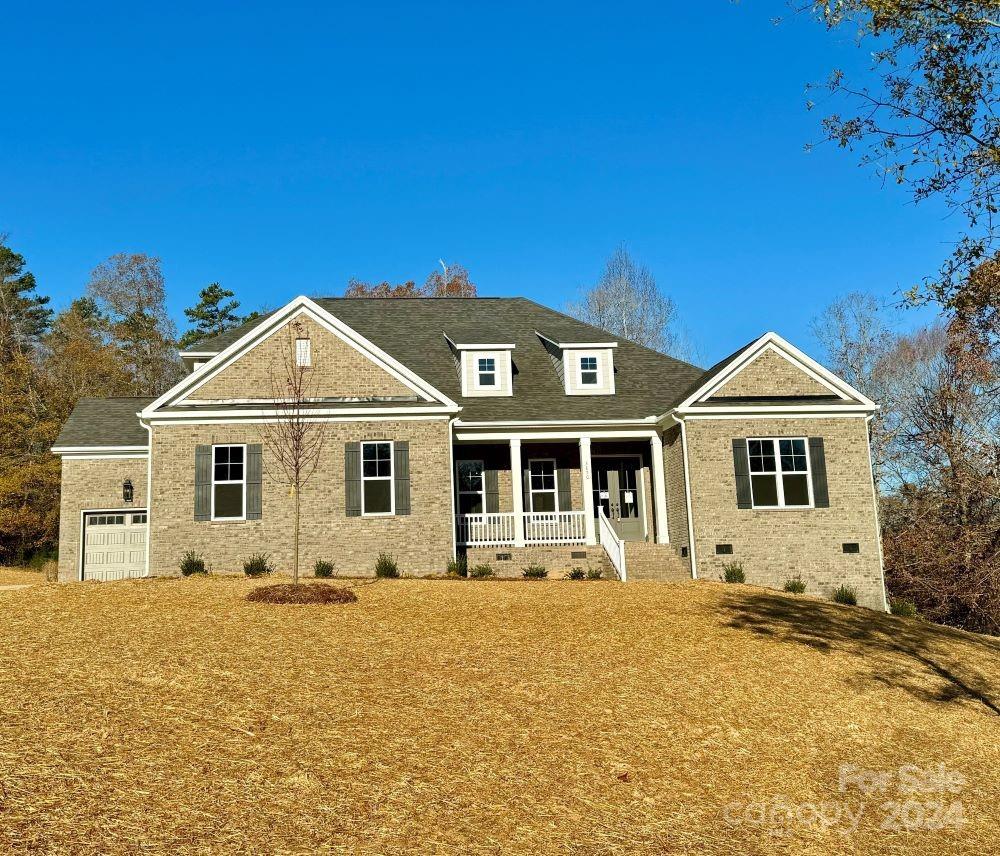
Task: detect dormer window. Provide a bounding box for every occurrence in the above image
[477,357,496,388]
[535,332,617,396]
[579,356,598,386]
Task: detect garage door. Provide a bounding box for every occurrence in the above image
[82,511,148,581]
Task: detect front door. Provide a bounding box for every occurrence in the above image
[592,457,645,541]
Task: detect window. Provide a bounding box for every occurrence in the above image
[456,460,485,515]
[528,459,558,513]
[477,357,496,388]
[747,438,812,508]
[212,445,245,519]
[296,338,312,367]
[131,513,147,525]
[89,514,125,526]
[580,355,598,385]
[362,441,393,515]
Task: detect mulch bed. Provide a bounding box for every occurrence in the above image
[246,582,358,604]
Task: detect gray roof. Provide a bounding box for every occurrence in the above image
[188,297,707,422]
[54,398,154,448]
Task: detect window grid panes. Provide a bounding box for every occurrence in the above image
[362,441,393,514]
[212,445,246,519]
[747,438,811,508]
[295,338,311,367]
[529,459,558,513]
[477,357,496,387]
[456,460,485,515]
[580,356,598,385]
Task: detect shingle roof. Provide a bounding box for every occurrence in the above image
[53,398,154,448]
[188,298,705,422]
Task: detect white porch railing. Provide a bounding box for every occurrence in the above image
[456,511,587,546]
[598,507,627,581]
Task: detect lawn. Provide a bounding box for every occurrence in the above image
[1,576,998,854]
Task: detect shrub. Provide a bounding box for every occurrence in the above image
[587,567,603,580]
[243,553,275,578]
[246,583,357,605]
[721,562,745,584]
[313,560,334,579]
[890,597,918,618]
[522,565,548,579]
[469,563,494,579]
[833,584,858,606]
[374,552,399,578]
[783,576,806,594]
[566,567,586,580]
[447,556,468,577]
[180,551,207,576]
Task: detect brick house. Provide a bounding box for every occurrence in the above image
[52,295,888,609]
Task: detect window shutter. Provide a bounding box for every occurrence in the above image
[247,444,262,520]
[522,464,531,513]
[732,439,752,509]
[557,466,571,512]
[808,437,830,508]
[485,468,500,513]
[394,441,411,516]
[195,445,212,521]
[345,442,361,517]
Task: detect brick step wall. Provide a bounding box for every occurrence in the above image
[623,542,692,582]
[464,544,615,580]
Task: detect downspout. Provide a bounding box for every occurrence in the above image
[141,417,153,578]
[865,413,890,612]
[670,412,698,579]
[447,415,458,562]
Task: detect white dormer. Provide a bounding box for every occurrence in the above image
[445,332,515,397]
[536,332,617,396]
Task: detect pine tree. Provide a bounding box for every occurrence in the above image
[179,283,244,348]
[0,239,52,359]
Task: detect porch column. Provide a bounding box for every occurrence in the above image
[579,437,597,545]
[510,437,525,547]
[649,434,669,544]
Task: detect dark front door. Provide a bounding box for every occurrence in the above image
[592,456,645,541]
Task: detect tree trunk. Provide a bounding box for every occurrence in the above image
[293,487,300,585]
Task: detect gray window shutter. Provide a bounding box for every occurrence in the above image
[522,464,531,512]
[345,442,361,517]
[732,439,752,509]
[557,466,571,512]
[809,437,830,508]
[394,441,410,515]
[195,445,212,521]
[485,468,500,513]
[247,444,262,520]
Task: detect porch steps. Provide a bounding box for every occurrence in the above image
[622,542,692,583]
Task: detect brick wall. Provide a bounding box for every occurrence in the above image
[683,416,886,609]
[465,545,613,579]
[187,316,415,401]
[148,418,453,577]
[662,425,689,555]
[57,456,149,582]
[711,349,833,399]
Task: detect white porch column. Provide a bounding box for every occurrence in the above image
[649,434,669,544]
[510,437,525,547]
[579,437,597,545]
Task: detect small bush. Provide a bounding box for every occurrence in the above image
[469,563,495,579]
[374,552,399,578]
[587,567,603,580]
[890,597,918,618]
[246,583,358,605]
[447,556,468,578]
[721,562,745,584]
[783,576,806,594]
[833,584,858,606]
[566,567,586,580]
[243,552,275,578]
[180,551,207,576]
[313,560,334,579]
[522,565,548,579]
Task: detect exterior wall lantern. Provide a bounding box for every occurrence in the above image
[123,479,134,503]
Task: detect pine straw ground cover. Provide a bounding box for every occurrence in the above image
[1,577,999,855]
[0,566,49,586]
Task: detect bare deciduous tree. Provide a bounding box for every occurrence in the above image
[258,321,328,583]
[569,244,687,357]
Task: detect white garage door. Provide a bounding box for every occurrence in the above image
[83,511,148,581]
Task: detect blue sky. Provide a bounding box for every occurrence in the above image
[2,1,948,364]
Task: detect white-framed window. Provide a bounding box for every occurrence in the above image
[528,458,558,513]
[212,444,246,520]
[456,459,486,515]
[747,438,812,509]
[296,338,312,367]
[361,441,394,515]
[579,355,598,385]
[476,357,496,388]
